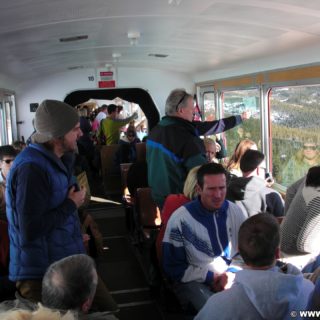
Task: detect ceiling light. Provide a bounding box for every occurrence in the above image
[148,53,169,58]
[168,0,182,6]
[67,65,84,70]
[112,53,122,62]
[127,31,140,46]
[112,53,122,59]
[59,35,88,42]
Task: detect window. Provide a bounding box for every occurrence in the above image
[222,89,261,157]
[270,85,320,187]
[203,92,215,121]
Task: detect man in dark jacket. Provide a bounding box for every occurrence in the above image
[147,88,250,208]
[227,149,284,218]
[6,100,117,312]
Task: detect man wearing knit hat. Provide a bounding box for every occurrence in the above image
[5,100,117,313]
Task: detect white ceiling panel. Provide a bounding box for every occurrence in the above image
[1,0,320,80]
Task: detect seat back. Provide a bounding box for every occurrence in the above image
[135,187,161,229]
[135,142,146,162]
[100,145,122,195]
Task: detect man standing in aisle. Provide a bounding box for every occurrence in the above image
[6,100,117,313]
[147,88,250,208]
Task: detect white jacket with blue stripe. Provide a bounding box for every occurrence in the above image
[162,198,246,284]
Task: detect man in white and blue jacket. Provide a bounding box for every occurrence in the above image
[162,163,247,312]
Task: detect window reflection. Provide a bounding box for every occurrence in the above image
[270,86,320,187]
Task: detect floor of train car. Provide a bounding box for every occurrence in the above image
[87,179,186,320]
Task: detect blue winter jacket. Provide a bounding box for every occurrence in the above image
[6,144,85,281]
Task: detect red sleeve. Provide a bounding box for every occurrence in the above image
[156,194,190,263]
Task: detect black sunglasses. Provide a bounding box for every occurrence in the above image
[175,92,187,111]
[303,145,317,150]
[2,159,14,164]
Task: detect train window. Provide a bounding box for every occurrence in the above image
[270,85,320,187]
[0,93,16,146]
[203,92,216,121]
[222,89,261,157]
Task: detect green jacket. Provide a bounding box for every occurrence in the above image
[146,116,206,208]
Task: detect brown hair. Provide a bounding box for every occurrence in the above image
[227,139,257,172]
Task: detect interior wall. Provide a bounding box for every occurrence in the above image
[0,74,17,91]
[14,67,193,140]
[194,43,320,83]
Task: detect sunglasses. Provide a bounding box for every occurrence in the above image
[2,159,14,164]
[303,145,317,150]
[175,92,187,111]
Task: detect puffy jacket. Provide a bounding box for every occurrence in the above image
[6,144,85,281]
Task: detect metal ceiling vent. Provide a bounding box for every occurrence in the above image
[148,54,169,58]
[59,35,88,42]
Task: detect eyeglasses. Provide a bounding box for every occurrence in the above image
[303,145,317,150]
[127,134,135,138]
[2,159,14,164]
[175,92,187,111]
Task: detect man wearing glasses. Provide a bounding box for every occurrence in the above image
[147,88,250,208]
[0,145,17,184]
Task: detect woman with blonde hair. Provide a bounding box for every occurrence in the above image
[156,166,200,262]
[226,139,257,177]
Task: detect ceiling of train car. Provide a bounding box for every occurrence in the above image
[1,0,320,80]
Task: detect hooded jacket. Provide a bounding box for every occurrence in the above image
[195,265,314,320]
[227,176,284,217]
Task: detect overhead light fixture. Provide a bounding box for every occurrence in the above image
[67,65,84,70]
[168,0,182,6]
[148,53,169,58]
[112,53,122,62]
[59,35,88,42]
[104,63,113,70]
[127,31,140,46]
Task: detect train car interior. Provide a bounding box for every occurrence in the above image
[0,0,320,319]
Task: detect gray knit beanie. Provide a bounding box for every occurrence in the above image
[32,100,79,143]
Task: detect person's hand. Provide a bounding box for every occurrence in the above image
[212,272,235,292]
[215,142,221,153]
[132,112,138,120]
[68,185,87,208]
[241,110,251,120]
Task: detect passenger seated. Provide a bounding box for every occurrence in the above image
[227,149,284,218]
[42,254,118,319]
[203,138,218,163]
[0,254,118,319]
[0,146,18,300]
[226,139,257,177]
[281,166,320,256]
[162,163,246,312]
[307,278,320,312]
[195,213,314,320]
[0,145,17,185]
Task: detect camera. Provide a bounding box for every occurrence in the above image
[265,172,273,182]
